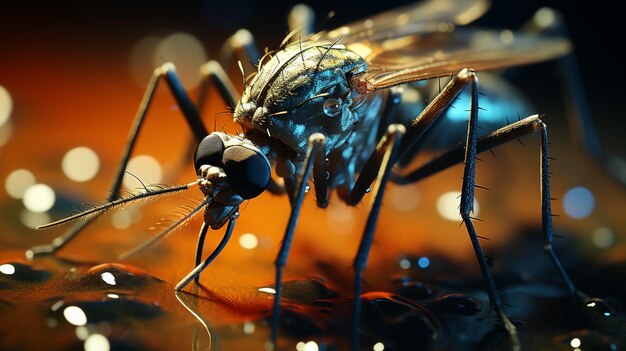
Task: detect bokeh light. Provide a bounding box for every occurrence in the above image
[23,183,56,213]
[258,287,276,294]
[243,321,255,335]
[130,33,206,90]
[592,227,614,249]
[563,186,594,219]
[389,184,420,211]
[75,326,89,340]
[111,208,141,230]
[417,256,430,269]
[0,264,15,275]
[326,204,356,234]
[239,233,259,250]
[5,169,36,199]
[20,210,51,229]
[122,155,162,189]
[0,85,12,127]
[62,146,100,182]
[63,306,87,326]
[399,258,411,269]
[0,118,13,147]
[296,341,319,351]
[84,334,110,351]
[436,191,480,221]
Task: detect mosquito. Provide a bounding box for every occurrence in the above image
[30,0,604,349]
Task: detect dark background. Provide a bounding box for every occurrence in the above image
[1,0,623,155]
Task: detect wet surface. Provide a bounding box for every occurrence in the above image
[3,224,624,350]
[1,2,625,350]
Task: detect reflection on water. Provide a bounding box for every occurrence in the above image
[63,306,88,326]
[100,272,116,286]
[0,230,624,350]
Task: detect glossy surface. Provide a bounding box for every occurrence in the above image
[1,1,625,350]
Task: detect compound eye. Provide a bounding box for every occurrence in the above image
[222,145,270,199]
[194,134,225,172]
[323,97,342,117]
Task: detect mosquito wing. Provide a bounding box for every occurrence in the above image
[316,0,490,43]
[348,29,570,92]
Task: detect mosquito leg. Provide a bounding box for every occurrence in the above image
[392,116,546,184]
[458,70,521,348]
[217,29,261,72]
[538,123,578,296]
[391,113,581,299]
[349,124,405,351]
[193,222,210,284]
[176,218,237,291]
[520,8,625,186]
[26,63,208,257]
[271,133,326,348]
[344,69,476,204]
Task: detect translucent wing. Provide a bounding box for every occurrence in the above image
[348,29,571,92]
[316,0,490,43]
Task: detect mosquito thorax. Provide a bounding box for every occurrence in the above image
[194,132,270,200]
[233,40,368,157]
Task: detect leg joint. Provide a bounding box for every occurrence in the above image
[156,62,176,75]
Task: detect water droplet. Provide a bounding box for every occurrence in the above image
[584,298,613,317]
[78,263,163,291]
[429,294,482,316]
[304,184,311,193]
[391,276,435,300]
[60,297,162,324]
[361,292,439,348]
[0,262,51,282]
[323,98,341,117]
[273,278,336,304]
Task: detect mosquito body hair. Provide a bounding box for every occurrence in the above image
[315,36,343,72]
[119,196,211,260]
[37,182,198,229]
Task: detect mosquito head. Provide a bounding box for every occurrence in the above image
[234,40,367,157]
[194,132,270,201]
